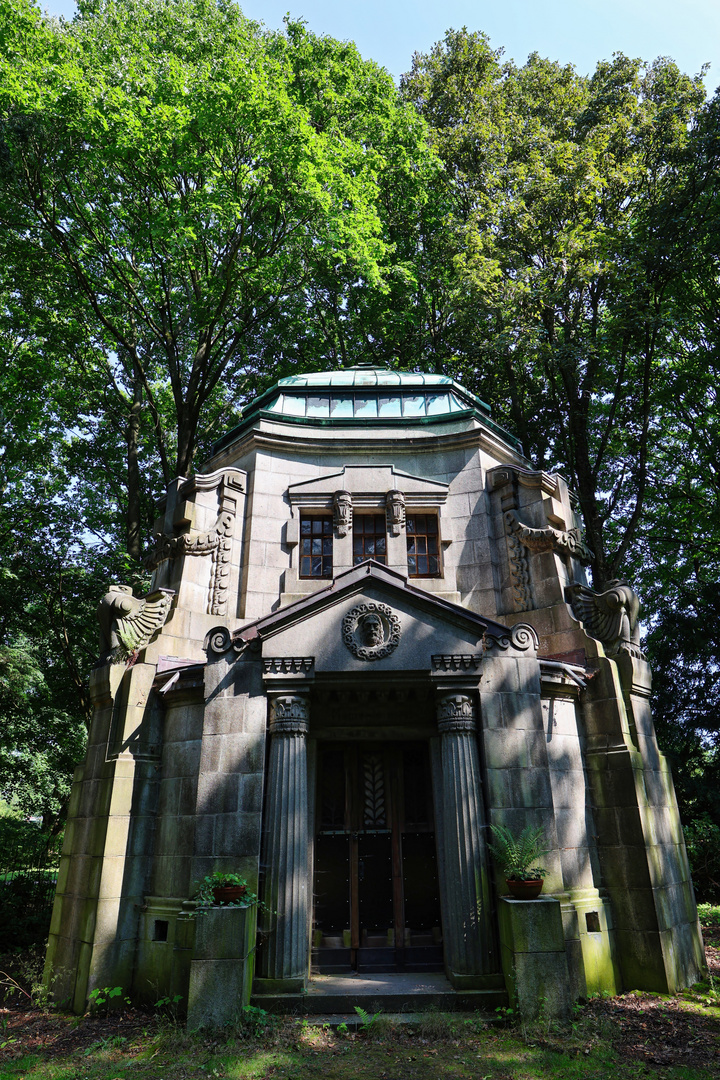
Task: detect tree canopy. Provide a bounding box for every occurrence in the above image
[0,2,718,883]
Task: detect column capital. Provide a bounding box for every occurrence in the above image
[436,691,477,734]
[268,692,310,736]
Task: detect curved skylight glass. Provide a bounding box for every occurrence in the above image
[268,391,468,420]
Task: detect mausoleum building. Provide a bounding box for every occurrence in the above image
[45,365,705,1023]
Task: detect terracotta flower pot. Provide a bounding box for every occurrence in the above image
[212,884,247,905]
[506,878,544,900]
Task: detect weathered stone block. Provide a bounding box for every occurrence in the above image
[558,844,594,890]
[201,698,246,736]
[597,845,653,891]
[548,768,586,810]
[191,904,257,961]
[499,898,565,953]
[483,728,529,770]
[157,777,181,817]
[498,898,571,1019]
[481,658,521,695]
[193,813,215,855]
[219,733,264,774]
[214,813,261,858]
[239,772,264,814]
[491,767,554,810]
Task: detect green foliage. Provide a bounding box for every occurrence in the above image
[0,0,436,834]
[682,817,720,904]
[87,985,131,1013]
[487,824,548,881]
[193,871,259,910]
[401,31,708,591]
[697,903,720,928]
[0,0,434,479]
[154,992,183,1017]
[0,807,59,866]
[239,1004,276,1038]
[0,3,718,854]
[0,812,61,949]
[353,1005,383,1032]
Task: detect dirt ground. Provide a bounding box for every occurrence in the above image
[0,925,718,1078]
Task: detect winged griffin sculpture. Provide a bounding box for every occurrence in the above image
[97,585,174,664]
[565,579,645,659]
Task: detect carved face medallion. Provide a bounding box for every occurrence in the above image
[342,602,401,661]
[361,613,383,646]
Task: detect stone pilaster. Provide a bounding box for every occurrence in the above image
[434,691,495,985]
[257,692,310,990]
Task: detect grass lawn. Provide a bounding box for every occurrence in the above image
[1,911,718,1080]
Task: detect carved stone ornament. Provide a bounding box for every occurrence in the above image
[342,602,401,661]
[204,626,249,657]
[333,490,353,537]
[504,509,593,565]
[385,489,406,537]
[565,580,645,658]
[432,654,482,672]
[269,694,310,735]
[97,585,174,665]
[484,623,539,654]
[436,692,477,733]
[263,657,315,676]
[144,471,244,618]
[504,522,534,612]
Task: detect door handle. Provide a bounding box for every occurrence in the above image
[359,859,365,882]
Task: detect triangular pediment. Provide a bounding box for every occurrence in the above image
[233,561,506,674]
[286,464,448,508]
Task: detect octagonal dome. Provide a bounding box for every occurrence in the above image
[212,364,521,454]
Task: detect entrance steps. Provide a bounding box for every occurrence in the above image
[252,972,508,1015]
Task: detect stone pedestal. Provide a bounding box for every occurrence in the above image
[187,904,257,1029]
[434,691,495,986]
[498,897,571,1019]
[256,693,310,991]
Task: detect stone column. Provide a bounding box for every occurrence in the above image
[435,691,495,984]
[257,692,310,991]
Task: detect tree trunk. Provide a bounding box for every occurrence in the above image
[126,378,143,563]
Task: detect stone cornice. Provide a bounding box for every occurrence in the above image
[202,420,530,475]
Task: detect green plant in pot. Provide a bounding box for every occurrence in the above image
[487,824,548,899]
[194,871,256,908]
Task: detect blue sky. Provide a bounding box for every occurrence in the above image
[41,0,720,91]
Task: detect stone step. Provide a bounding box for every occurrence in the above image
[252,972,508,1016]
[288,1010,497,1030]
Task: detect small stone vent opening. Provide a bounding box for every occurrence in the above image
[153,920,169,942]
[585,911,601,934]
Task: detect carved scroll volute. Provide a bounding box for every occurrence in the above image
[333,490,353,538]
[385,489,406,537]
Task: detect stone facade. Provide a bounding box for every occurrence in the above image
[45,366,704,1022]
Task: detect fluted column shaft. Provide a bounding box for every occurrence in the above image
[258,694,309,983]
[436,692,494,977]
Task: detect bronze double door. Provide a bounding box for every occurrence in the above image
[312,742,443,973]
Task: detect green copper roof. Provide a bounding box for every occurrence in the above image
[278,367,464,390]
[212,364,522,453]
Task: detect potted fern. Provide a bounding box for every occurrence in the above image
[194,871,253,907]
[487,823,549,899]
